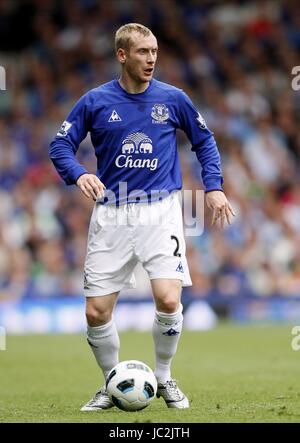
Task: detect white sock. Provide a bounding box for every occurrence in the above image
[87,318,120,381]
[152,304,183,384]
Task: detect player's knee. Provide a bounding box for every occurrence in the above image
[86,305,112,326]
[157,296,180,314]
[154,281,181,313]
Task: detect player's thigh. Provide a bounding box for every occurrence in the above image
[84,203,137,297]
[151,278,182,313]
[139,193,192,288]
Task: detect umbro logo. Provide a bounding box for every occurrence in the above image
[163,328,180,336]
[108,110,122,122]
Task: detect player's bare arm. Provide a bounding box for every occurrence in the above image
[205,190,235,228]
[76,173,106,201]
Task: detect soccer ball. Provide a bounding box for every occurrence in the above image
[106,360,157,411]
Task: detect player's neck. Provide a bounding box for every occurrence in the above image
[118,75,150,94]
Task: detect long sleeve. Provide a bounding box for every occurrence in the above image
[49,93,91,185]
[176,91,223,192]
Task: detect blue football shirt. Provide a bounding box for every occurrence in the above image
[49,79,223,204]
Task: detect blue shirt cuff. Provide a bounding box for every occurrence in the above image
[204,177,223,192]
[66,165,88,185]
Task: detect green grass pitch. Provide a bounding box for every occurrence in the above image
[0,324,300,423]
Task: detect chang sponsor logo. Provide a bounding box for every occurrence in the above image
[115,155,158,171]
[115,132,158,171]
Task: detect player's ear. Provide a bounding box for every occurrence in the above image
[117,48,126,64]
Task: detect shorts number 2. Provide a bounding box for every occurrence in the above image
[171,235,181,257]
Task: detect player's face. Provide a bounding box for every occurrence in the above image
[124,33,158,84]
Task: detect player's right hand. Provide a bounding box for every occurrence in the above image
[76,174,106,201]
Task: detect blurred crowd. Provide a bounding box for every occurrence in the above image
[0,0,300,301]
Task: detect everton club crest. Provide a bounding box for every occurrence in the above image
[151,104,169,124]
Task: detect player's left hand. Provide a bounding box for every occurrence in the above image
[205,190,235,228]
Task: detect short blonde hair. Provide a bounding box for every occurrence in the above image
[115,23,153,53]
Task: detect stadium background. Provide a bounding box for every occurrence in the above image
[0,0,300,333]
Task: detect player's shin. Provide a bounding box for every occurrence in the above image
[152,304,183,384]
[87,318,120,380]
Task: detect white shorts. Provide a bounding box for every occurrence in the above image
[83,191,192,297]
